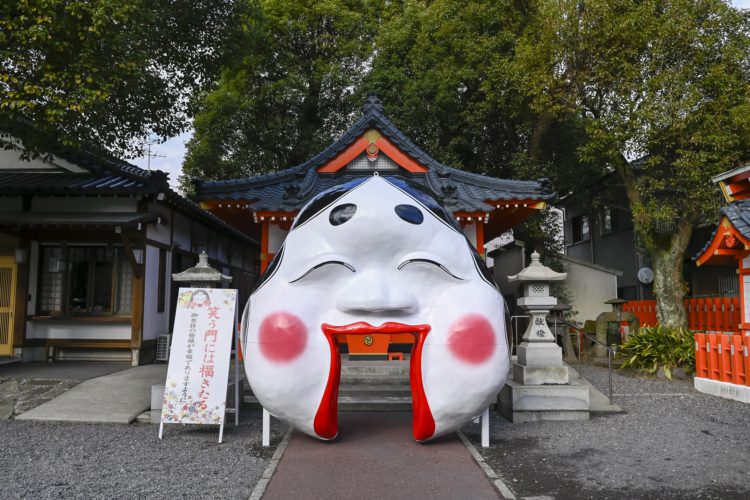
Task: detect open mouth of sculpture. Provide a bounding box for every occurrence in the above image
[316,322,434,441]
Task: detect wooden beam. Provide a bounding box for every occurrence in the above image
[317,137,370,173]
[374,136,428,173]
[475,222,485,257]
[713,249,749,256]
[130,272,144,354]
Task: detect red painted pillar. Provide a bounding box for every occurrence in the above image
[730,335,744,385]
[718,335,732,383]
[695,333,708,379]
[706,333,719,380]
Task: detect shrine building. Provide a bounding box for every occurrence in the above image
[192,96,551,357]
[193,96,551,275]
[695,163,750,335]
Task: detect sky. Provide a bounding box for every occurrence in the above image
[131,0,750,188]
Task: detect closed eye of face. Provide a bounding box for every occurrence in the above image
[397,258,464,280]
[289,260,356,283]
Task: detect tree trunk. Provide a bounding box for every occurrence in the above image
[610,153,693,330]
[650,218,693,329]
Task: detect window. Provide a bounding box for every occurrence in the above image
[571,215,590,243]
[38,245,133,316]
[718,275,739,297]
[601,207,630,234]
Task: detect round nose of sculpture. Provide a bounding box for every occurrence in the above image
[336,270,417,314]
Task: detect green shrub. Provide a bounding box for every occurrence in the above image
[617,326,695,380]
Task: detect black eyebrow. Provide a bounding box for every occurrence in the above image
[397,259,464,280]
[289,260,356,283]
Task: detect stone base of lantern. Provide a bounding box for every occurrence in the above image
[517,341,564,367]
[515,341,569,384]
[498,341,591,422]
[513,364,569,385]
[498,380,590,423]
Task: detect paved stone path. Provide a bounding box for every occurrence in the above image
[15,364,166,424]
[263,412,499,500]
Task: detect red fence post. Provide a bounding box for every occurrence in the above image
[731,297,741,332]
[685,299,702,330]
[718,335,732,383]
[713,298,723,333]
[744,336,750,387]
[695,332,708,378]
[730,335,744,386]
[707,333,718,380]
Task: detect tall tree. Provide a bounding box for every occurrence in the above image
[182,0,382,184]
[517,0,750,327]
[364,0,534,177]
[0,0,243,158]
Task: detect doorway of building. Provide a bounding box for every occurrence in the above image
[0,256,17,356]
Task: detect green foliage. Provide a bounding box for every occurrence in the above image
[516,0,750,327]
[363,0,531,177]
[0,0,243,157]
[181,0,382,187]
[618,326,696,380]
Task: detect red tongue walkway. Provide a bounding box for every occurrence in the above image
[262,412,500,499]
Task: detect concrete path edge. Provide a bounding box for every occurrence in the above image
[248,428,293,500]
[457,431,517,500]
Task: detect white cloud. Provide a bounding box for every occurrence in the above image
[732,0,750,8]
[131,130,193,190]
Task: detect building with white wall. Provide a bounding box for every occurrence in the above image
[0,145,259,365]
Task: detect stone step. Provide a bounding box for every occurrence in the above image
[339,384,411,397]
[340,373,410,385]
[338,396,412,412]
[341,362,409,376]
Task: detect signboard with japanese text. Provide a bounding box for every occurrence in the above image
[161,288,237,426]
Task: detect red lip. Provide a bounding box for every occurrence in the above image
[321,321,430,335]
[314,321,436,442]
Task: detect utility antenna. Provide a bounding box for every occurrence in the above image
[145,139,165,171]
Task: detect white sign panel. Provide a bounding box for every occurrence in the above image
[161,288,237,426]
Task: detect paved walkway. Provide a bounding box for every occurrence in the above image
[15,364,166,424]
[263,412,499,499]
[0,361,131,381]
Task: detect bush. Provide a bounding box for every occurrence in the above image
[618,326,695,380]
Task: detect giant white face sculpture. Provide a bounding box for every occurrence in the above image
[241,176,509,441]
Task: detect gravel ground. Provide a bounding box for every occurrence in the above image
[464,364,750,499]
[0,409,287,499]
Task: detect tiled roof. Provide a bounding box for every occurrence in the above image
[693,199,750,262]
[0,172,151,194]
[0,148,258,247]
[193,96,550,212]
[722,200,750,240]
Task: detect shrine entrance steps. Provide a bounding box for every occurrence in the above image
[243,358,413,411]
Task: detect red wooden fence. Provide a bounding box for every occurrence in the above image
[694,332,750,386]
[622,297,741,333]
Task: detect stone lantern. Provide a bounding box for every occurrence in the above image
[172,251,232,288]
[499,251,590,422]
[594,298,639,360]
[507,250,568,384]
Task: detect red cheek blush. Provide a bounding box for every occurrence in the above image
[447,314,496,364]
[259,312,307,362]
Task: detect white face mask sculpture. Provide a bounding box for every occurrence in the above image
[241,176,509,441]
